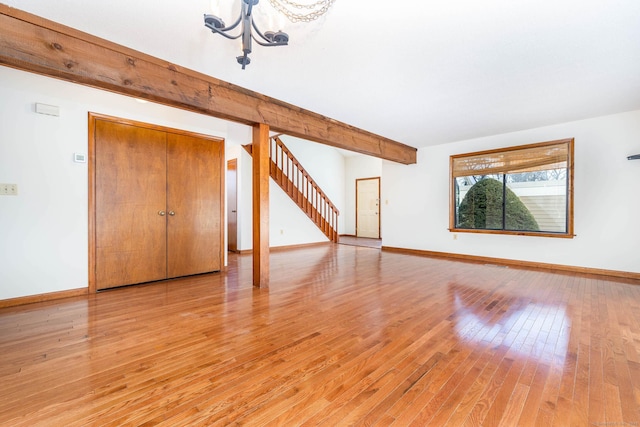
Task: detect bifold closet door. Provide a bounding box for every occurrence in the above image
[95,120,168,290]
[166,133,222,278]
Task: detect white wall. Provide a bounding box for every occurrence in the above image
[343,156,382,235]
[269,180,330,247]
[0,66,250,300]
[382,110,640,274]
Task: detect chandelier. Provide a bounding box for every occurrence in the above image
[204,0,336,69]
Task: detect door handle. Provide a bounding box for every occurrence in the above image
[231,210,237,213]
[158,210,166,216]
[168,211,176,216]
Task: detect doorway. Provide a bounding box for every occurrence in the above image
[227,159,238,253]
[356,177,380,239]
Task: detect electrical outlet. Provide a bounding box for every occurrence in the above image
[0,183,18,195]
[453,233,458,240]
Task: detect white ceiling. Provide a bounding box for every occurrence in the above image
[4,0,640,149]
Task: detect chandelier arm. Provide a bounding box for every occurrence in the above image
[219,15,243,32]
[204,14,243,40]
[204,24,243,40]
[250,19,270,43]
[249,20,284,45]
[251,19,289,46]
[252,36,288,47]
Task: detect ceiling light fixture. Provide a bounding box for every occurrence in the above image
[204,0,335,69]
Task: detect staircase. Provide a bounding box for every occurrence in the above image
[244,136,339,243]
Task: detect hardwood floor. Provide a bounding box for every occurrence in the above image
[1,245,639,426]
[338,236,382,249]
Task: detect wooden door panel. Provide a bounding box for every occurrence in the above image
[166,133,222,278]
[95,120,167,289]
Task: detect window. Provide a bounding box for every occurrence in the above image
[450,138,574,238]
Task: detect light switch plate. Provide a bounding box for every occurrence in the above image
[0,183,18,195]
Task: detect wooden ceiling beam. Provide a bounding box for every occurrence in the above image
[0,5,417,164]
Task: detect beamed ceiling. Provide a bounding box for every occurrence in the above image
[2,0,640,155]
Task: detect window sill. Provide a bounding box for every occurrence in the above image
[449,228,575,239]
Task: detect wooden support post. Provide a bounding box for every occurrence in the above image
[252,123,270,288]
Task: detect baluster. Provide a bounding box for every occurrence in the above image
[297,168,301,204]
[281,145,285,185]
[288,157,292,193]
[277,143,282,184]
[312,187,316,221]
[282,148,287,187]
[307,178,311,215]
[290,159,293,195]
[284,153,288,189]
[289,159,293,194]
[325,202,328,233]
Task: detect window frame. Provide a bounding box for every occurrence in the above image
[449,138,574,238]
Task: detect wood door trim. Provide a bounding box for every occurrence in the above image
[88,112,225,293]
[355,177,381,239]
[218,144,226,274]
[88,114,97,293]
[88,113,224,143]
[227,159,238,253]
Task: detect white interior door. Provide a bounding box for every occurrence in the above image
[356,177,380,238]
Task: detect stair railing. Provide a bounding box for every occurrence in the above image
[269,136,339,242]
